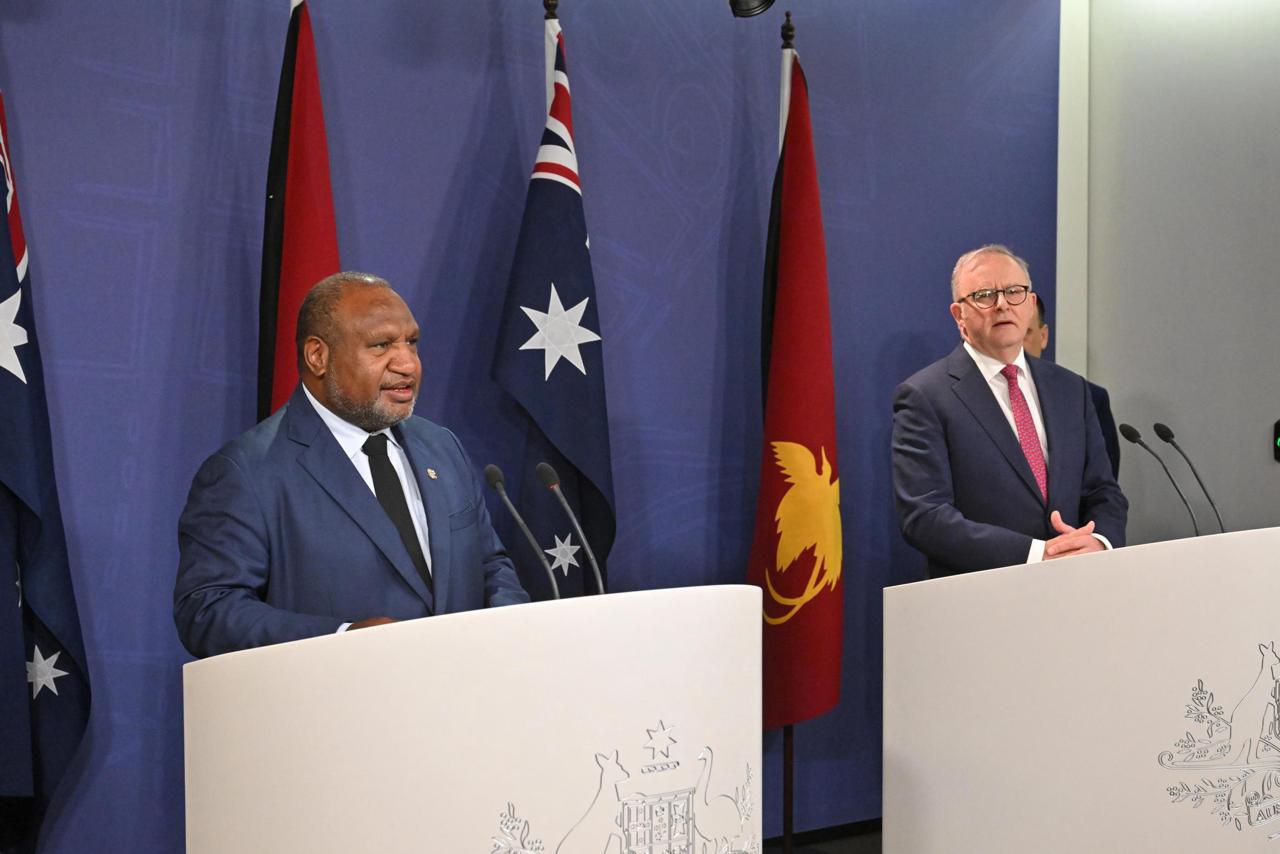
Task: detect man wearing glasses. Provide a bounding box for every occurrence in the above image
[890,244,1127,577]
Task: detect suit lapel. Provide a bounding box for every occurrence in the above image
[947,347,1045,505]
[395,423,452,612]
[287,390,435,611]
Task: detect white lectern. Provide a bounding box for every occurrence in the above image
[183,586,762,853]
[884,528,1280,852]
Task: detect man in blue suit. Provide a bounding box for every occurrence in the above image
[891,245,1127,577]
[174,272,528,658]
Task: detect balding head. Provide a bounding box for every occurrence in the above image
[295,272,392,371]
[950,244,1031,301]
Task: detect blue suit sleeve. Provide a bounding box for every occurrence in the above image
[173,453,343,658]
[445,431,529,608]
[891,380,1034,574]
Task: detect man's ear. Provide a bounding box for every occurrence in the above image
[302,336,329,378]
[949,302,965,335]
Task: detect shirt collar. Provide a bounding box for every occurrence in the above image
[963,341,1030,384]
[302,384,398,461]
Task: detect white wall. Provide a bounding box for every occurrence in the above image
[1060,0,1280,544]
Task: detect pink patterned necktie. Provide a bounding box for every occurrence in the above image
[1001,364,1047,501]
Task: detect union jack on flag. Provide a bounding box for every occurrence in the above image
[491,14,615,600]
[532,24,580,194]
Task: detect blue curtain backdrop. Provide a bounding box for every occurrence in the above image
[0,1,1059,848]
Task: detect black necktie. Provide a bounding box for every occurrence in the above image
[361,433,432,596]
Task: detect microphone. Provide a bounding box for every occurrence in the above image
[1153,422,1225,533]
[1118,424,1200,536]
[483,464,560,600]
[535,462,605,595]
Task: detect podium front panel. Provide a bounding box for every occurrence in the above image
[184,586,762,853]
[884,528,1280,852]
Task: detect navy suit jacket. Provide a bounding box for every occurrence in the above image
[174,385,528,658]
[891,345,1127,577]
[1088,380,1121,478]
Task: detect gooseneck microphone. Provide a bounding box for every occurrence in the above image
[483,464,560,600]
[1153,422,1226,533]
[1119,424,1200,536]
[535,462,605,595]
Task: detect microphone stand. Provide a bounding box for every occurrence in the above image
[1153,423,1226,533]
[1119,424,1201,536]
[484,464,560,599]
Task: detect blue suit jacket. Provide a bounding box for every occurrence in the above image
[1088,380,1121,478]
[174,385,528,658]
[891,345,1127,577]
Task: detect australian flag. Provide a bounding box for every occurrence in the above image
[492,16,615,599]
[0,94,91,853]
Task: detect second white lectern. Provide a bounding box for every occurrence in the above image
[885,528,1280,852]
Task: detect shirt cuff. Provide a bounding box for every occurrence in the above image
[1093,533,1113,550]
[337,622,351,633]
[1027,539,1046,564]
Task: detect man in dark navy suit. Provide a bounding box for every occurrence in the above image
[1023,296,1121,479]
[891,245,1127,577]
[174,272,528,658]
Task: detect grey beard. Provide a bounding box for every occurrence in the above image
[323,374,413,433]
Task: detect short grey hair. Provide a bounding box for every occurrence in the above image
[295,271,391,369]
[950,244,1031,300]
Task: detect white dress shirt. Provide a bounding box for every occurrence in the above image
[961,343,1109,562]
[303,385,431,630]
[963,342,1048,462]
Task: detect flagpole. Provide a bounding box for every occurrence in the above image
[778,11,794,154]
[779,16,797,854]
[544,0,559,111]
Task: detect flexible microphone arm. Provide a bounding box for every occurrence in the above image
[1118,424,1200,536]
[483,464,560,600]
[536,462,605,595]
[1153,422,1226,533]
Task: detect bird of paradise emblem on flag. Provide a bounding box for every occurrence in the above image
[762,441,841,625]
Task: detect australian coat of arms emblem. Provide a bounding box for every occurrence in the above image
[490,720,758,854]
[1158,641,1280,839]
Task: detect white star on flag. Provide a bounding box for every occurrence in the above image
[519,283,601,380]
[544,533,581,576]
[0,289,28,384]
[27,644,69,699]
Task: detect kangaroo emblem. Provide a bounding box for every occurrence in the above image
[1231,641,1280,764]
[556,751,630,854]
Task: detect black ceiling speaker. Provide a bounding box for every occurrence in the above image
[729,0,776,17]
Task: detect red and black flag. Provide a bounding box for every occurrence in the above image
[258,0,339,420]
[746,46,843,730]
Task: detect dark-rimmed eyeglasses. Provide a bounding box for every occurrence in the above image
[958,285,1031,309]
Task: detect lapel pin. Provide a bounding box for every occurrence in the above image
[426,468,438,480]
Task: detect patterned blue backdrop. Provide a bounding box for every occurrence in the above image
[0,1,1059,848]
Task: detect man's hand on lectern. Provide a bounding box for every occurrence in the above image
[349,616,397,630]
[1044,510,1105,560]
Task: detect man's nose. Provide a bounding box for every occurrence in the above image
[388,344,418,372]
